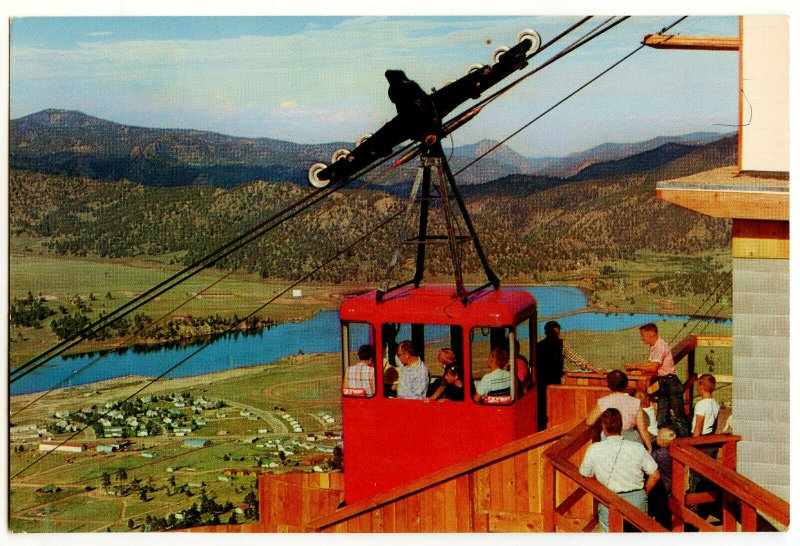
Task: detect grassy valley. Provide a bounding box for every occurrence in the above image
[8,120,737,533]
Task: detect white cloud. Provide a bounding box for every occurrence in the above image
[9,16,740,155]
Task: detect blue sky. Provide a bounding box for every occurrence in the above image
[10,15,741,157]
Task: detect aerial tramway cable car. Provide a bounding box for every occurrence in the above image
[310,30,543,504]
[340,286,537,503]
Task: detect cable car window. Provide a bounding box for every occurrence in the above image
[470,326,514,405]
[341,322,376,398]
[513,318,534,397]
[381,322,463,400]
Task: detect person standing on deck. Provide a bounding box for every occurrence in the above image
[535,320,602,430]
[579,408,660,532]
[585,370,652,452]
[625,323,690,436]
[692,374,720,436]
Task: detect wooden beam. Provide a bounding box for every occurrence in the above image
[656,187,789,221]
[732,219,790,259]
[696,335,733,347]
[487,511,544,532]
[643,34,740,51]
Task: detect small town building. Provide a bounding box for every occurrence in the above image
[38,441,86,453]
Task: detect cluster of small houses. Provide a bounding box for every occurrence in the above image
[13,393,344,487]
[280,412,304,433]
[45,393,222,439]
[243,432,340,472]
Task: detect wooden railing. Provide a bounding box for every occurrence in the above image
[304,419,586,532]
[670,434,789,531]
[542,422,789,533]
[542,421,665,532]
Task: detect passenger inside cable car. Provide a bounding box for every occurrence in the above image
[337,286,537,503]
[473,347,513,402]
[340,315,534,407]
[427,359,464,402]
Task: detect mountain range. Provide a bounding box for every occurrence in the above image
[11,109,734,190]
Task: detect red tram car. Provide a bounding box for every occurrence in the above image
[338,286,538,504]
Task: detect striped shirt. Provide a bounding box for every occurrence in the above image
[475,368,512,396]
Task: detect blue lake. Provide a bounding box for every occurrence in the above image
[11,286,730,395]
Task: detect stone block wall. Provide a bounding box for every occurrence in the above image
[732,257,790,500]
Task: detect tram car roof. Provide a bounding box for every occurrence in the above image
[339,285,536,327]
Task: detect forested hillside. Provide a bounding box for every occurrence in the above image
[9,164,731,285]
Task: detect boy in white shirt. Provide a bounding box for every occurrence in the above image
[692,374,720,436]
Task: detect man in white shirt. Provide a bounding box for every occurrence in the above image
[473,347,512,402]
[395,340,429,400]
[580,408,660,532]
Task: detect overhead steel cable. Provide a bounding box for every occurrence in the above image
[10,179,347,383]
[11,157,410,411]
[452,16,689,179]
[529,16,594,58]
[666,269,732,347]
[10,17,638,384]
[11,199,407,479]
[465,16,625,118]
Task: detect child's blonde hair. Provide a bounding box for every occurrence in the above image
[698,373,716,393]
[656,427,677,447]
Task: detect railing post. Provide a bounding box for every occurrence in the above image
[720,437,737,470]
[686,347,696,416]
[741,502,757,531]
[722,491,736,532]
[671,457,687,531]
[720,436,738,532]
[542,457,556,532]
[608,508,624,533]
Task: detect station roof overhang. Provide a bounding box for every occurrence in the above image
[655,166,789,222]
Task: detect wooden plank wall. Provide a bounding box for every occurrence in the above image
[257,472,345,532]
[179,473,345,532]
[548,385,608,428]
[179,522,262,533]
[313,425,593,532]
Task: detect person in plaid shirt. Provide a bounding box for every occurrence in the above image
[345,344,376,397]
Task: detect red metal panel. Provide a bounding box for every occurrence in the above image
[340,286,538,504]
[342,388,538,503]
[340,286,535,327]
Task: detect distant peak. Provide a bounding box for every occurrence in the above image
[14,109,118,128]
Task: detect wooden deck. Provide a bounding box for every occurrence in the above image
[178,333,788,533]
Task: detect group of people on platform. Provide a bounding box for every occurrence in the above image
[574,323,722,532]
[345,320,723,530]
